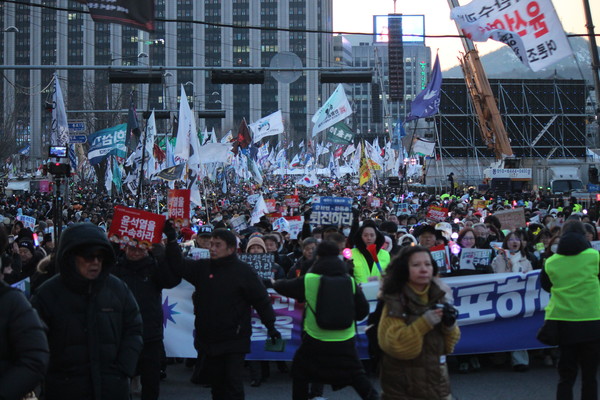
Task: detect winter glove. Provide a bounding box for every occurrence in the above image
[441,303,459,327]
[163,220,177,242]
[267,327,281,344]
[423,309,442,327]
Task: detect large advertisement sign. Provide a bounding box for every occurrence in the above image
[373,14,425,43]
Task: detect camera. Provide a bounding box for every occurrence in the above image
[433,303,459,327]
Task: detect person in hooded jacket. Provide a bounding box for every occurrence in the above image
[350,221,390,284]
[111,221,182,400]
[540,220,600,400]
[273,240,379,400]
[31,223,143,400]
[0,221,49,400]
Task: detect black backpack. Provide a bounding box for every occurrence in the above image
[306,275,355,330]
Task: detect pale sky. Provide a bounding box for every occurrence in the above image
[333,0,600,70]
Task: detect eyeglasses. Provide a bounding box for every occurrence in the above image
[76,252,105,262]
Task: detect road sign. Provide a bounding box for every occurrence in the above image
[69,135,87,144]
[68,121,86,133]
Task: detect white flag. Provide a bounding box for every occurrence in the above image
[451,0,571,72]
[250,110,285,143]
[173,85,193,165]
[220,130,233,144]
[52,74,70,146]
[343,144,356,159]
[198,143,232,164]
[311,84,353,137]
[144,111,157,178]
[251,195,269,224]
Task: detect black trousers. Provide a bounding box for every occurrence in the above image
[556,340,600,400]
[137,340,162,400]
[205,353,245,400]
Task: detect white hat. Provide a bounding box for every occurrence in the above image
[435,222,453,240]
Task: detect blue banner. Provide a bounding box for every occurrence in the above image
[162,271,551,360]
[87,124,127,165]
[309,196,353,227]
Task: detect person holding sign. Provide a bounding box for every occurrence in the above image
[350,221,390,284]
[170,228,281,400]
[111,221,182,400]
[378,245,460,400]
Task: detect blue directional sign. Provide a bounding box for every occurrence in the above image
[69,135,87,144]
[68,121,86,133]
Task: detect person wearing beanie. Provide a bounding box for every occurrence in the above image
[246,236,267,254]
[3,239,45,287]
[31,223,144,400]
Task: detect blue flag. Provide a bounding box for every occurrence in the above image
[406,54,442,122]
[88,124,128,165]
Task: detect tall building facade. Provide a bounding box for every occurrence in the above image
[0,0,334,170]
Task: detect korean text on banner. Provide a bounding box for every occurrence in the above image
[430,244,451,274]
[239,254,278,280]
[16,215,36,231]
[311,84,353,137]
[309,196,353,226]
[493,208,527,231]
[168,189,191,228]
[284,195,300,208]
[460,248,493,270]
[162,271,551,360]
[108,205,166,248]
[450,0,571,72]
[87,124,128,165]
[426,205,449,222]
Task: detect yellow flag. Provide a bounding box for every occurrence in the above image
[359,158,371,186]
[366,159,382,171]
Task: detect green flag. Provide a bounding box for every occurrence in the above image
[325,122,354,145]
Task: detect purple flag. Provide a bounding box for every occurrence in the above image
[405,54,442,122]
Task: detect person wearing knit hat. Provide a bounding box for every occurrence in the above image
[17,239,35,260]
[246,236,267,254]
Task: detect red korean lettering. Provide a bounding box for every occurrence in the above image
[527,1,548,38]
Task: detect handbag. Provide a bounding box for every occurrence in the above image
[537,319,559,346]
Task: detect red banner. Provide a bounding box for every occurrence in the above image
[284,195,300,208]
[108,205,166,249]
[168,189,191,228]
[426,205,449,222]
[265,199,277,213]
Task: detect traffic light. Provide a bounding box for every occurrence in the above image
[211,70,265,84]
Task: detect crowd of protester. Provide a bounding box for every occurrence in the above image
[0,175,598,400]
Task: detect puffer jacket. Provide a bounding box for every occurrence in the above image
[31,223,143,400]
[112,242,181,342]
[0,282,49,400]
[378,281,456,400]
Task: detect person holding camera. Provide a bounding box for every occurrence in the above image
[377,245,460,400]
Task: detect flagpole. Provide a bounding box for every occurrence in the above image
[400,123,418,194]
[135,119,149,208]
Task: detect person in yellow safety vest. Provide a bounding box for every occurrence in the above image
[350,221,390,283]
[272,241,380,400]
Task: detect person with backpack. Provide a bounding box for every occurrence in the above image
[377,245,460,400]
[273,240,379,400]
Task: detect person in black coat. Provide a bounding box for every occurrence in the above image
[0,280,49,400]
[273,241,379,400]
[111,227,182,400]
[171,228,281,400]
[31,223,143,400]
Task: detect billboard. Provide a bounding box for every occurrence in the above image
[373,14,425,44]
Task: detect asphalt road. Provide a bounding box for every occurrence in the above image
[155,352,585,400]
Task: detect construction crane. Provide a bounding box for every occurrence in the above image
[448,0,514,161]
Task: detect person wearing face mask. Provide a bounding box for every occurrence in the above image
[472,223,492,250]
[350,221,390,284]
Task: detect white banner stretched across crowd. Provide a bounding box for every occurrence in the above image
[162,271,550,359]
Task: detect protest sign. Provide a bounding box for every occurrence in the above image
[367,197,381,208]
[396,203,411,215]
[309,196,353,226]
[286,217,304,239]
[493,208,526,231]
[460,248,493,270]
[472,199,489,211]
[16,215,36,231]
[284,195,300,208]
[426,205,449,222]
[430,244,451,274]
[265,199,277,213]
[163,271,551,360]
[108,205,165,248]
[229,215,248,233]
[490,241,504,255]
[239,254,278,280]
[273,217,290,233]
[188,248,210,260]
[247,194,261,205]
[168,189,190,228]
